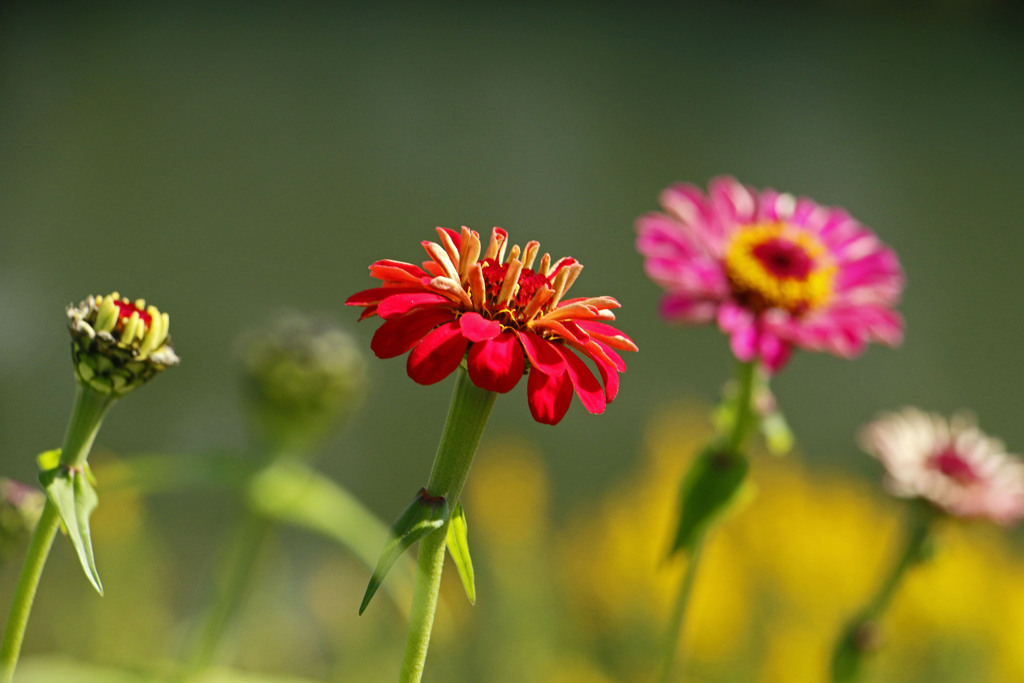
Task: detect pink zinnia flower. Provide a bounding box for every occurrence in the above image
[635,176,904,371]
[346,227,636,425]
[860,408,1024,525]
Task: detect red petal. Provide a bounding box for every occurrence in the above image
[467,331,524,393]
[558,346,606,414]
[518,330,566,375]
[459,312,502,342]
[582,340,621,402]
[574,320,637,352]
[377,292,452,319]
[368,260,429,284]
[407,321,469,385]
[345,286,424,307]
[370,308,456,359]
[527,368,573,425]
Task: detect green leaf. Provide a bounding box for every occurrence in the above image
[670,444,749,556]
[39,466,103,594]
[830,620,873,683]
[359,489,449,615]
[245,460,415,609]
[99,451,260,495]
[445,502,475,604]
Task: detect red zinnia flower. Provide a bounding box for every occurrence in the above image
[346,227,636,425]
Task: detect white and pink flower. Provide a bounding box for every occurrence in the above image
[860,408,1024,525]
[635,176,904,371]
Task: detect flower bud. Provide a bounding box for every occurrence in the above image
[239,313,367,455]
[67,293,179,395]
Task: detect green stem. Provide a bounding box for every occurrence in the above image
[179,512,273,681]
[830,502,935,682]
[398,368,497,683]
[60,385,117,468]
[0,503,61,683]
[656,360,758,683]
[0,384,115,683]
[656,532,706,683]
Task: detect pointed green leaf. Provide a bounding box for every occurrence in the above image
[670,444,749,556]
[245,460,415,610]
[445,502,475,604]
[39,466,103,594]
[359,489,449,615]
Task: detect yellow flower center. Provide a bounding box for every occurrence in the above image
[724,223,835,315]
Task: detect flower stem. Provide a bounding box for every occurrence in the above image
[178,512,273,681]
[399,368,497,683]
[657,360,758,683]
[0,502,61,683]
[830,501,935,682]
[657,531,706,683]
[0,384,115,683]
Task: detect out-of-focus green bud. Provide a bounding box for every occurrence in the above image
[239,312,367,456]
[0,478,46,565]
[67,292,179,395]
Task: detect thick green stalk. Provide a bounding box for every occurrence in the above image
[656,360,757,683]
[399,369,497,683]
[0,385,115,683]
[830,502,935,682]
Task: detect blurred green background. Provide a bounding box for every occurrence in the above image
[2,1,1023,681]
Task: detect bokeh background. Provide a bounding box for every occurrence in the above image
[2,1,1023,681]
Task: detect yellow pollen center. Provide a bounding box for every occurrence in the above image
[724,223,835,315]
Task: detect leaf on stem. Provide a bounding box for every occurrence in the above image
[359,488,449,615]
[39,462,103,594]
[445,502,475,604]
[669,444,749,556]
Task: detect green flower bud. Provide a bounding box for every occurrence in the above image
[239,313,366,455]
[67,292,180,395]
[0,478,46,565]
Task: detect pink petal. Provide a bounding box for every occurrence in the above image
[717,300,754,334]
[558,346,606,415]
[377,292,452,319]
[370,308,456,359]
[527,367,574,425]
[659,293,720,324]
[757,332,792,373]
[729,323,759,363]
[406,321,469,385]
[519,330,566,376]
[467,331,525,393]
[459,312,502,342]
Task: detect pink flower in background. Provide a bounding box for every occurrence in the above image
[860,408,1024,525]
[347,227,636,425]
[635,176,904,371]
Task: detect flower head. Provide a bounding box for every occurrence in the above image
[67,292,179,395]
[239,312,367,453]
[346,227,636,425]
[636,176,904,371]
[860,407,1024,525]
